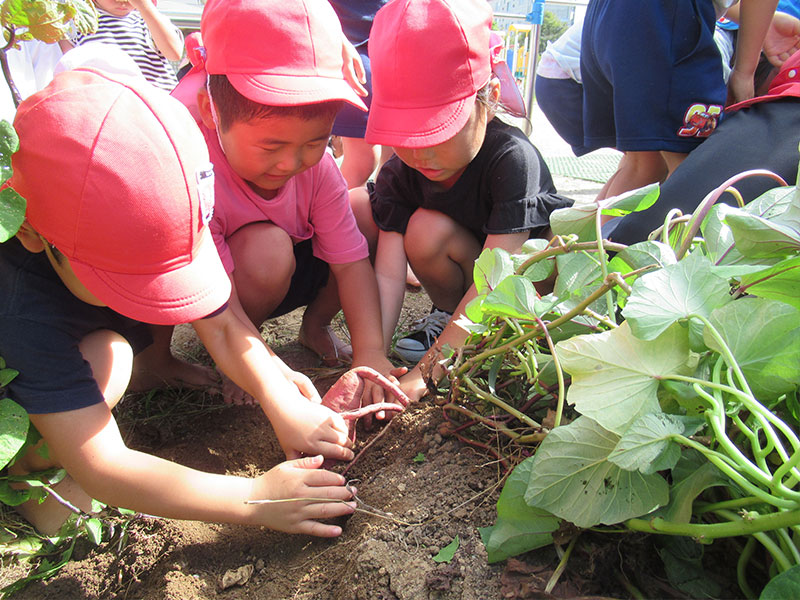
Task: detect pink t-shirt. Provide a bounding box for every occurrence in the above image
[201,125,368,273]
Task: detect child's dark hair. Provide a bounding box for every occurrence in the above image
[207,74,344,132]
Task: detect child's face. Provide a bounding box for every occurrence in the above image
[93,0,135,17]
[216,113,334,199]
[392,99,489,189]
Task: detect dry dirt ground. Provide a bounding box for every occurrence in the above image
[3,176,740,599]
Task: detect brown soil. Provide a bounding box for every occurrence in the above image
[5,286,734,600]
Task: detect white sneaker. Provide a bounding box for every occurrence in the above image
[394,307,452,362]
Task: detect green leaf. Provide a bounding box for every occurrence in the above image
[65,0,98,34]
[550,197,598,240]
[654,450,728,523]
[0,479,31,505]
[481,276,540,320]
[706,298,800,400]
[703,204,779,271]
[623,251,731,343]
[608,240,677,278]
[481,457,560,563]
[473,247,515,296]
[555,252,602,298]
[657,536,722,598]
[412,452,425,463]
[740,255,800,310]
[524,416,668,528]
[0,120,19,184]
[600,183,660,217]
[608,413,705,474]
[432,535,459,563]
[744,185,795,219]
[0,367,18,387]
[760,564,800,599]
[0,397,29,469]
[726,209,800,258]
[514,238,554,282]
[83,518,103,545]
[555,322,694,434]
[0,186,26,242]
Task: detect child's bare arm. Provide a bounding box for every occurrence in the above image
[191,304,354,461]
[332,257,394,373]
[374,230,409,353]
[30,405,355,535]
[127,0,183,61]
[726,0,780,104]
[399,231,530,403]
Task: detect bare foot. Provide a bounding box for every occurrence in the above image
[129,352,221,393]
[219,372,258,406]
[406,262,421,289]
[298,323,353,367]
[12,474,95,536]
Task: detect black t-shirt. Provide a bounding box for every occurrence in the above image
[370,118,573,243]
[0,238,152,414]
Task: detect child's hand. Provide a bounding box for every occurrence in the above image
[247,455,356,537]
[359,364,408,427]
[274,360,322,404]
[268,396,355,461]
[398,367,430,404]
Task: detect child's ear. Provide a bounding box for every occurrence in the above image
[489,78,502,109]
[15,221,46,253]
[196,88,217,130]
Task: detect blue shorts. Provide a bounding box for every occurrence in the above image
[268,239,330,318]
[332,43,372,138]
[581,0,726,153]
[534,75,591,156]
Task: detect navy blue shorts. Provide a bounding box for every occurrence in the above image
[332,43,372,138]
[581,0,726,153]
[534,75,591,156]
[606,99,800,245]
[268,239,330,318]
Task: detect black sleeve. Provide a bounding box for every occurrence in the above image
[369,155,420,234]
[484,128,573,237]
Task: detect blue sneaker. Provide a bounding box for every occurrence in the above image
[394,307,452,362]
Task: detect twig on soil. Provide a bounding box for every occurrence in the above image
[340,416,399,477]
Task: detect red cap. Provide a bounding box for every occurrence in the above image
[10,68,231,325]
[366,0,493,147]
[199,0,367,110]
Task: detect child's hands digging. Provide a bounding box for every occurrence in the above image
[266,395,355,462]
[247,455,357,537]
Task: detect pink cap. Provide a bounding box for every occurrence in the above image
[366,0,494,147]
[199,0,367,110]
[10,68,231,325]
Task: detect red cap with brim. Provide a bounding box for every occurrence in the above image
[200,0,367,111]
[10,68,231,325]
[366,0,493,148]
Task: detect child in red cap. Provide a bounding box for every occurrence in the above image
[1,69,356,536]
[354,0,573,402]
[171,0,398,400]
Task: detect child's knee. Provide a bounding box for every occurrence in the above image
[405,209,460,259]
[79,329,133,408]
[230,223,295,285]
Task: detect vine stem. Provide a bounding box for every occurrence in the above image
[625,508,800,542]
[594,200,616,319]
[463,378,540,429]
[535,315,565,429]
[545,534,578,593]
[676,169,786,259]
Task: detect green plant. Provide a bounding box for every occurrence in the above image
[440,164,800,596]
[0,0,96,106]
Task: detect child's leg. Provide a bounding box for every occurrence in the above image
[338,137,380,189]
[404,208,481,313]
[298,271,352,366]
[597,151,668,203]
[227,222,295,326]
[9,329,132,534]
[129,325,220,392]
[349,186,379,258]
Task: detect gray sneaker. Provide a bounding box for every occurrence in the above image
[394,307,452,362]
